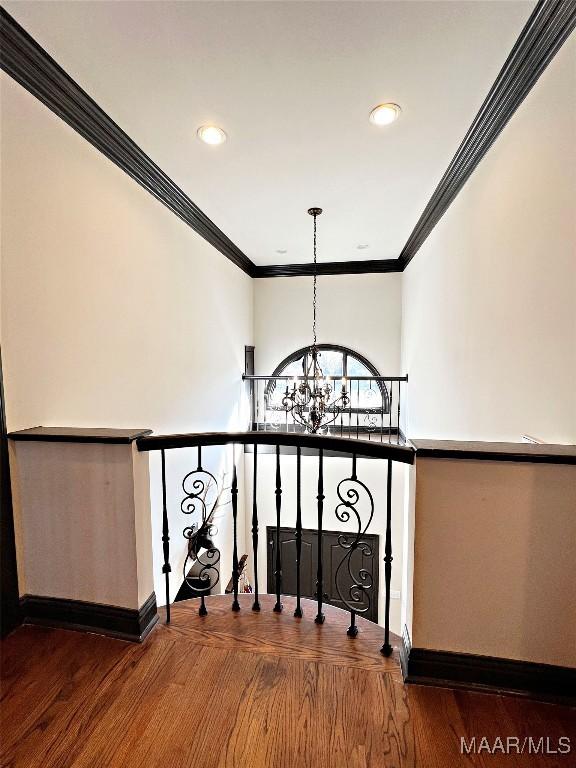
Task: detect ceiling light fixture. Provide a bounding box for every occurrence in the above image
[197,125,227,145]
[281,208,350,434]
[369,103,402,126]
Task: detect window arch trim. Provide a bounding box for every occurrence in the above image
[267,343,389,414]
[270,343,381,380]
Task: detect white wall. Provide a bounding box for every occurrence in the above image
[401,37,576,444]
[1,74,253,604]
[411,457,576,667]
[254,273,402,376]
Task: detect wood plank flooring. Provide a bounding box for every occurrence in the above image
[1,595,574,767]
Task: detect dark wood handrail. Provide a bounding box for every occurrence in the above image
[137,430,415,463]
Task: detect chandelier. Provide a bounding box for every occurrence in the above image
[281,208,350,433]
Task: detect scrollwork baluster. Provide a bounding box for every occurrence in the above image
[334,453,376,638]
[181,447,220,617]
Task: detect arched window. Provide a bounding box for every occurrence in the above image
[265,344,389,415]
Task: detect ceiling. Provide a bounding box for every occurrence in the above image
[6,1,535,266]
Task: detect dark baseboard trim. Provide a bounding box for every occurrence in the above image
[0,8,256,278]
[401,628,576,704]
[255,259,402,277]
[399,624,412,680]
[20,592,158,642]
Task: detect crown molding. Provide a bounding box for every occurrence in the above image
[397,0,576,270]
[1,3,574,279]
[255,259,402,277]
[0,7,257,277]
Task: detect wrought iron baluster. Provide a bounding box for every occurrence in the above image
[249,379,255,430]
[252,443,260,611]
[334,453,375,638]
[181,446,220,617]
[389,380,393,443]
[381,459,393,656]
[348,389,352,440]
[294,446,303,618]
[161,449,171,623]
[231,458,240,612]
[340,378,344,438]
[196,446,207,617]
[397,381,401,444]
[315,449,325,624]
[273,444,283,612]
[348,611,357,638]
[348,452,359,637]
[381,382,385,443]
[356,380,360,439]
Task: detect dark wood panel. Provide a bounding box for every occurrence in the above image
[275,535,315,598]
[267,527,379,622]
[323,536,379,621]
[2,595,574,768]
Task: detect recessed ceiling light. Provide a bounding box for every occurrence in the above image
[357,243,369,250]
[197,125,227,145]
[369,103,402,126]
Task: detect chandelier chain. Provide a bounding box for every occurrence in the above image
[312,212,317,351]
[281,207,350,433]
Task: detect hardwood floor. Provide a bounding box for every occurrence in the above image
[1,595,574,767]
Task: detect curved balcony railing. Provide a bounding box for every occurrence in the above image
[137,431,415,656]
[243,374,408,443]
